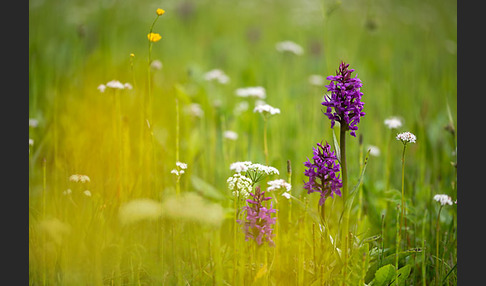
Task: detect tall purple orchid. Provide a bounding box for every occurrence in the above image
[322,61,365,137]
[304,142,343,206]
[238,186,277,246]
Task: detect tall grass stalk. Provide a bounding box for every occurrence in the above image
[422,210,428,286]
[399,143,407,242]
[395,204,400,286]
[435,205,444,286]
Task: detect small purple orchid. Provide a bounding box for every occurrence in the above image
[238,186,277,246]
[303,142,343,206]
[322,61,365,137]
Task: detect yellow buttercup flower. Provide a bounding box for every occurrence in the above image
[147,32,162,42]
[156,8,165,16]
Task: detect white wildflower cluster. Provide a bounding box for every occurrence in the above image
[185,103,204,118]
[267,179,291,192]
[29,139,34,147]
[171,161,188,177]
[396,132,416,144]
[230,161,279,184]
[227,173,253,198]
[384,116,403,129]
[83,190,92,197]
[230,161,253,173]
[29,118,39,128]
[119,198,163,225]
[367,145,381,157]
[235,86,266,99]
[69,174,91,183]
[253,103,280,116]
[150,59,163,70]
[233,101,249,115]
[433,194,453,206]
[308,74,325,86]
[204,69,230,84]
[98,80,133,92]
[275,41,304,55]
[223,130,238,141]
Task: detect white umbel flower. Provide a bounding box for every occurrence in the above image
[97,84,107,93]
[433,194,453,206]
[227,173,252,198]
[106,80,125,89]
[282,192,292,199]
[204,69,230,84]
[185,103,204,118]
[384,117,403,129]
[275,41,304,55]
[396,132,416,144]
[247,163,279,176]
[29,138,34,147]
[29,118,39,128]
[176,162,188,170]
[69,174,91,183]
[367,145,381,157]
[83,190,92,197]
[267,179,291,192]
[150,59,163,70]
[308,74,325,86]
[230,161,253,173]
[235,86,266,99]
[253,104,280,116]
[223,130,238,141]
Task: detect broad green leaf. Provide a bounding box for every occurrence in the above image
[396,264,412,285]
[372,264,395,286]
[365,249,422,283]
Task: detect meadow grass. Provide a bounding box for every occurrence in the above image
[29,0,456,284]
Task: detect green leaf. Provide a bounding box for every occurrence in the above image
[332,129,341,164]
[372,264,395,286]
[190,176,225,201]
[396,264,412,285]
[365,249,421,283]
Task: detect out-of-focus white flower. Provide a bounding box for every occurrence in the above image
[367,145,381,157]
[176,162,188,170]
[162,193,224,227]
[234,101,249,115]
[275,41,304,55]
[124,83,133,90]
[308,74,325,86]
[396,132,416,144]
[63,189,72,196]
[384,116,403,129]
[69,174,91,183]
[97,84,107,93]
[119,198,163,225]
[433,194,453,206]
[223,130,238,141]
[185,103,204,118]
[235,86,266,99]
[204,69,230,84]
[106,80,125,89]
[172,162,188,178]
[267,179,291,192]
[29,139,34,146]
[83,190,92,197]
[150,59,163,70]
[29,118,39,128]
[282,192,291,199]
[254,103,280,116]
[227,173,252,198]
